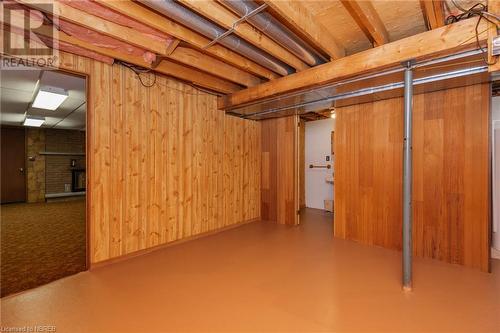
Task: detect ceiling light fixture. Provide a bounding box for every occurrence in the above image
[32,86,69,110]
[23,115,45,127]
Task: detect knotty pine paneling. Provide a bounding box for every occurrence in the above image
[334,84,490,271]
[261,115,299,225]
[57,52,261,263]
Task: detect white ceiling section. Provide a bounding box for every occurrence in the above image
[0,68,86,130]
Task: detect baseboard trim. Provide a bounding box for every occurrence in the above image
[90,218,260,269]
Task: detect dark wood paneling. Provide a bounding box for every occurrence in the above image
[334,84,490,271]
[261,115,298,225]
[1,127,26,203]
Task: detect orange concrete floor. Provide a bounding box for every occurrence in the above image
[1,208,499,332]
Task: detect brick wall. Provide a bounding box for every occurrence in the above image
[26,128,45,203]
[45,129,85,194]
[26,128,86,199]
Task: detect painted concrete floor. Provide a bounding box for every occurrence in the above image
[1,208,499,332]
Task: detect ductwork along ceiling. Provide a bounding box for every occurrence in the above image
[138,0,325,76]
[5,0,492,105]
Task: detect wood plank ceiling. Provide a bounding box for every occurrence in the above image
[4,0,487,96]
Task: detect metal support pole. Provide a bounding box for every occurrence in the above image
[402,60,414,291]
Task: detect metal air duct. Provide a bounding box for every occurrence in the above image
[221,0,325,66]
[138,0,294,76]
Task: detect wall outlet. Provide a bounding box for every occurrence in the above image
[326,156,330,161]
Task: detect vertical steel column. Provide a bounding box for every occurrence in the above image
[402,60,414,291]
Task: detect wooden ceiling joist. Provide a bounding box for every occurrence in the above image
[17,0,260,88]
[420,0,445,30]
[169,46,262,87]
[219,18,488,109]
[263,1,345,60]
[165,39,181,56]
[178,0,309,72]
[4,12,242,94]
[17,0,167,55]
[94,0,279,81]
[340,0,389,47]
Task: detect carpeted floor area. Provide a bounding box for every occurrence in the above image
[1,199,86,297]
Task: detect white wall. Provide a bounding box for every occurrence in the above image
[492,97,500,251]
[305,118,335,210]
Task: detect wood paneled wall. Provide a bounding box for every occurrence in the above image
[261,115,298,225]
[57,52,261,263]
[334,97,403,250]
[334,84,490,271]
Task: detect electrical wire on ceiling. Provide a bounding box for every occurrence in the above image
[43,13,211,93]
[447,0,500,65]
[115,60,223,96]
[117,60,157,88]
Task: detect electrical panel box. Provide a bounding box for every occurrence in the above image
[492,35,500,56]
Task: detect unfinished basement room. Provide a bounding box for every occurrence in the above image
[0,0,499,332]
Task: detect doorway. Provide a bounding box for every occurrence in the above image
[0,68,88,297]
[299,111,335,221]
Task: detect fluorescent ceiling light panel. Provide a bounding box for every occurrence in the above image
[23,116,45,127]
[32,86,69,110]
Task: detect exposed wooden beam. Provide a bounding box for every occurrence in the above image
[340,0,389,47]
[178,0,309,71]
[219,18,487,109]
[263,0,345,59]
[152,39,179,68]
[154,60,242,94]
[17,0,167,55]
[166,38,181,56]
[169,46,261,87]
[420,0,445,30]
[94,0,279,81]
[17,0,260,88]
[4,11,242,94]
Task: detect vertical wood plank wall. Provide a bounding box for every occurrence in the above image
[334,84,490,271]
[261,115,298,225]
[57,52,261,263]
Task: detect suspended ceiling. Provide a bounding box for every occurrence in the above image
[0,68,86,130]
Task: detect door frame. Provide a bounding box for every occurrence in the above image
[21,65,91,271]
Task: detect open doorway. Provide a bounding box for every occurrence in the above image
[299,110,335,223]
[1,68,87,297]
